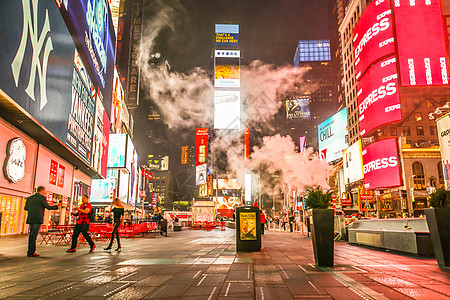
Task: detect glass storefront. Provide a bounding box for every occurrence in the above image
[0,194,25,235]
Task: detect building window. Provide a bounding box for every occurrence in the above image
[430,126,437,135]
[412,162,426,190]
[437,162,445,188]
[402,126,411,136]
[390,127,397,136]
[416,126,424,136]
[414,112,422,122]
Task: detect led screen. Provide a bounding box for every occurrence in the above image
[437,115,450,188]
[195,128,209,166]
[318,109,348,163]
[362,138,401,189]
[214,50,240,88]
[393,0,449,86]
[214,91,241,130]
[107,134,126,168]
[215,24,239,46]
[353,0,395,80]
[343,140,364,184]
[358,55,401,136]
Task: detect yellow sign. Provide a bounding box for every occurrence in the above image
[240,212,257,240]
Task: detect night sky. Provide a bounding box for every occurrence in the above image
[148,0,332,72]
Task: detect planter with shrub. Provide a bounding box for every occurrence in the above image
[305,187,334,267]
[425,188,450,267]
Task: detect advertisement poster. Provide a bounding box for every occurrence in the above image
[59,0,116,114]
[362,138,401,189]
[195,128,209,166]
[126,137,139,206]
[68,50,96,164]
[437,114,450,188]
[286,97,311,120]
[92,96,110,178]
[357,55,401,137]
[343,140,364,184]
[196,164,207,186]
[214,91,241,129]
[318,109,348,163]
[353,0,394,80]
[240,212,257,240]
[393,0,449,86]
[90,178,113,202]
[214,50,240,88]
[0,1,79,159]
[107,134,126,168]
[111,67,126,133]
[215,24,239,46]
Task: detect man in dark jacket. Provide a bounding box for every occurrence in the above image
[24,186,60,257]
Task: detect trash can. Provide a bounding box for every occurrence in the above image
[236,206,261,252]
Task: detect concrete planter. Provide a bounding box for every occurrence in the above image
[309,209,334,267]
[425,207,450,267]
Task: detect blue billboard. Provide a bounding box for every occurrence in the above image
[215,24,239,46]
[294,40,331,66]
[60,0,116,116]
[318,109,348,163]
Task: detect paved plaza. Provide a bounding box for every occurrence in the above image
[0,228,449,299]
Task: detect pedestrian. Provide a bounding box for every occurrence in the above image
[282,214,288,231]
[66,195,96,253]
[289,214,295,232]
[104,198,124,251]
[160,216,168,236]
[260,210,267,235]
[24,186,60,257]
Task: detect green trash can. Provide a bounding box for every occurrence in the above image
[236,206,261,252]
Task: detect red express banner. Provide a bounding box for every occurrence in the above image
[362,138,401,190]
[358,55,401,136]
[393,0,449,86]
[353,0,395,80]
[195,128,209,166]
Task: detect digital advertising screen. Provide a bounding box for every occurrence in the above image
[215,24,239,46]
[353,0,395,80]
[214,91,241,130]
[393,0,449,86]
[126,137,138,205]
[90,178,113,202]
[195,128,209,166]
[358,55,401,137]
[286,96,311,120]
[196,164,207,186]
[215,179,240,190]
[107,134,126,168]
[214,50,240,88]
[343,140,364,184]
[59,0,116,115]
[318,109,348,163]
[437,115,450,188]
[362,138,401,189]
[91,95,110,178]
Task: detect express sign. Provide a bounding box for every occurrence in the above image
[353,0,395,80]
[358,55,402,136]
[362,138,401,190]
[393,0,449,86]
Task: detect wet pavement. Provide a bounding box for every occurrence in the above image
[0,228,449,299]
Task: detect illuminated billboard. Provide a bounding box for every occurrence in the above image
[318,109,348,163]
[353,0,395,80]
[215,24,239,46]
[215,179,240,190]
[59,0,116,114]
[107,134,126,168]
[362,138,401,189]
[195,128,209,166]
[358,55,401,137]
[214,91,241,130]
[393,0,449,86]
[343,140,364,184]
[437,115,450,188]
[92,95,110,179]
[294,40,331,65]
[196,164,207,186]
[214,50,240,88]
[286,96,311,120]
[126,136,139,205]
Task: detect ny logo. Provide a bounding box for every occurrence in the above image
[11,0,53,110]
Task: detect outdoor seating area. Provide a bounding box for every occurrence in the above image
[38,222,159,246]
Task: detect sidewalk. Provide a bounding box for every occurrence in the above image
[0,229,448,299]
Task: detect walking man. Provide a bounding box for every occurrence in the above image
[67,195,96,253]
[24,186,60,257]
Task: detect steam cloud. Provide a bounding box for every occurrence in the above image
[138,0,332,197]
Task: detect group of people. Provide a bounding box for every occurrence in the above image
[24,186,125,257]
